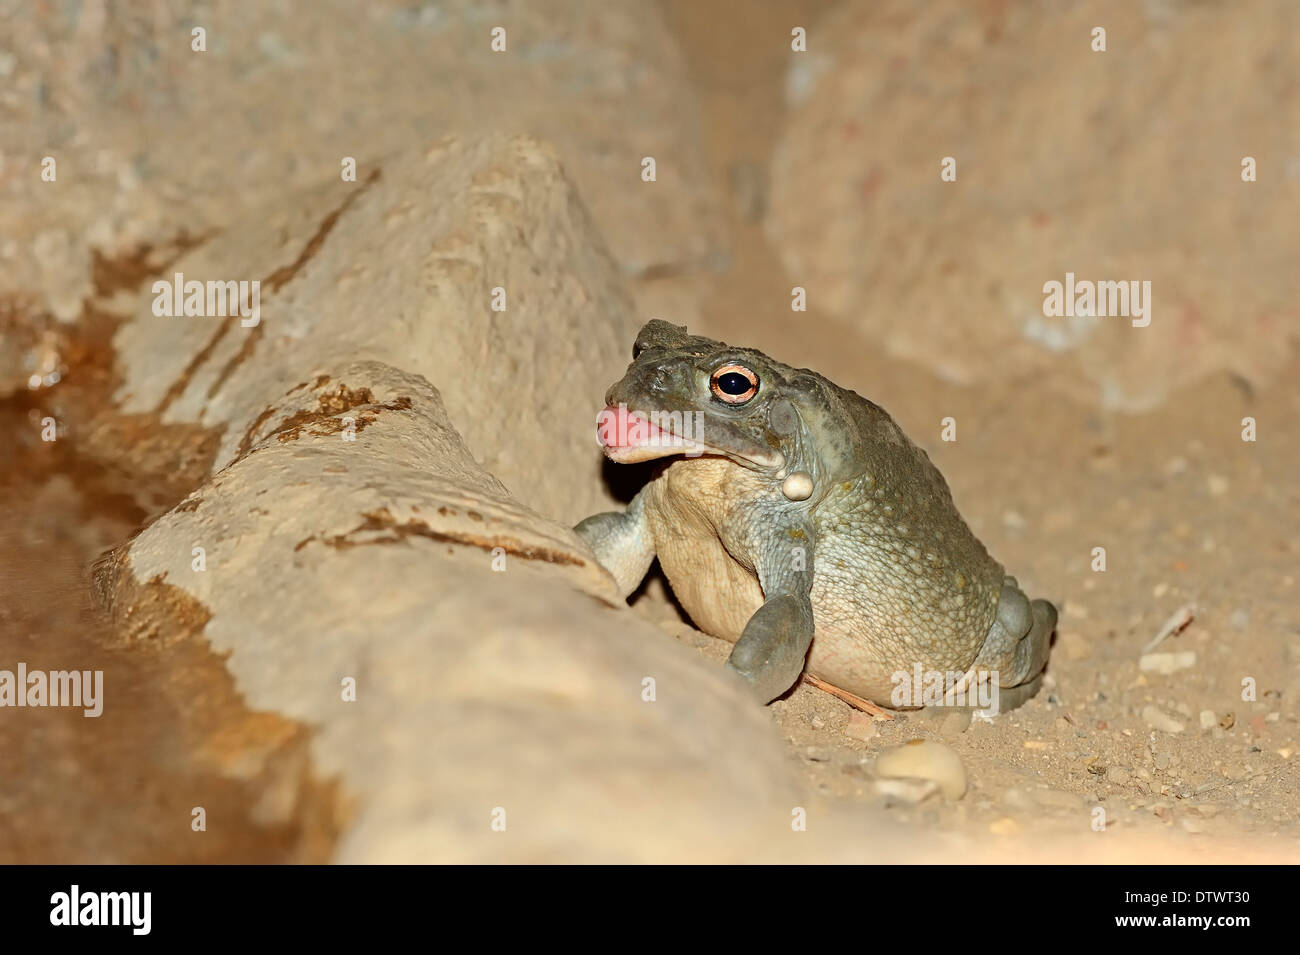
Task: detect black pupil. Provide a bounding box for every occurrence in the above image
[716,371,753,396]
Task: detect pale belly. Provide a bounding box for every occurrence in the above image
[651,519,912,700]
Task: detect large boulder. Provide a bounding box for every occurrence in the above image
[87,131,809,862]
[0,0,725,320]
[96,359,802,862]
[111,135,635,524]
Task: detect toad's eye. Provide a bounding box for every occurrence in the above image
[710,364,759,404]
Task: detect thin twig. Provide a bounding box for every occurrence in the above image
[801,673,895,719]
[1142,602,1196,653]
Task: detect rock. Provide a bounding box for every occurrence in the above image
[766,0,1297,411]
[0,309,65,400]
[111,135,638,525]
[1,1,726,320]
[1139,651,1197,675]
[872,777,940,807]
[989,817,1020,836]
[1107,767,1131,786]
[843,711,880,742]
[1142,705,1186,734]
[1199,709,1218,728]
[874,739,968,800]
[95,359,802,862]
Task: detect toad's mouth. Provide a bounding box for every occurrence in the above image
[595,405,783,469]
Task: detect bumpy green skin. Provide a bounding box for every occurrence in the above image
[577,320,1056,708]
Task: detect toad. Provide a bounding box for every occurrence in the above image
[577,321,1056,710]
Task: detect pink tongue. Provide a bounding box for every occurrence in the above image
[596,405,664,448]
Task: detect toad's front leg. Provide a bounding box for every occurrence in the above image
[574,487,656,598]
[726,518,816,703]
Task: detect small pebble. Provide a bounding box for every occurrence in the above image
[842,711,878,742]
[1199,710,1217,729]
[1154,752,1172,771]
[1142,705,1186,733]
[871,777,939,807]
[989,817,1020,835]
[1139,650,1197,675]
[810,716,826,730]
[1107,766,1131,785]
[874,738,967,800]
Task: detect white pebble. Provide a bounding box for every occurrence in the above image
[1142,705,1186,733]
[1139,650,1197,675]
[871,777,940,806]
[874,738,968,799]
[842,712,879,741]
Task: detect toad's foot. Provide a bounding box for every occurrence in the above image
[725,592,815,703]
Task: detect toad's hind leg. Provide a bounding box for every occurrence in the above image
[971,579,1057,712]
